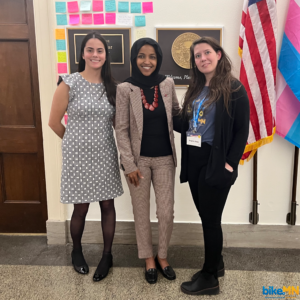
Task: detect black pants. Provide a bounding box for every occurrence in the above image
[187,143,231,277]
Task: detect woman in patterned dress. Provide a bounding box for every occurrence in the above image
[48,32,123,281]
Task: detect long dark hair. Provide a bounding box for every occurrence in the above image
[182,36,239,117]
[78,31,116,106]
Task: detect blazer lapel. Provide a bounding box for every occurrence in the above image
[159,80,172,130]
[130,84,143,139]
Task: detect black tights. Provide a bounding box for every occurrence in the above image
[187,144,231,277]
[70,199,116,254]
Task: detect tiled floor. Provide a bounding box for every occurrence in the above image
[0,236,300,300]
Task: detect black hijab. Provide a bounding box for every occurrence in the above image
[124,38,166,89]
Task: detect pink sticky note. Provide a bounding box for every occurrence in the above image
[82,13,92,24]
[64,113,68,125]
[69,14,80,24]
[93,0,103,11]
[58,63,68,74]
[93,13,104,24]
[67,1,79,13]
[142,2,153,13]
[105,13,116,24]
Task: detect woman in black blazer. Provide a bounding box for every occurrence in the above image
[174,37,250,296]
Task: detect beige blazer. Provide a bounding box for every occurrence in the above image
[115,77,181,175]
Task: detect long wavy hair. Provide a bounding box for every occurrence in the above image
[182,36,239,117]
[78,31,116,106]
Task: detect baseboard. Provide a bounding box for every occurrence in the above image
[46,220,300,249]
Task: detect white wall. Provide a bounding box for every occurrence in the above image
[34,0,299,225]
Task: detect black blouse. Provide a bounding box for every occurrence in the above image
[140,87,172,157]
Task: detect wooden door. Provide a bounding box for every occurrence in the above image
[0,0,47,233]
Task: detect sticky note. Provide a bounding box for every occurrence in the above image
[135,15,145,27]
[93,13,104,24]
[131,2,141,13]
[142,2,153,13]
[67,1,79,12]
[118,2,129,12]
[57,63,68,73]
[82,13,93,24]
[80,1,91,11]
[56,14,68,25]
[55,2,67,13]
[57,52,67,62]
[105,0,116,12]
[55,29,66,39]
[69,14,80,24]
[93,0,103,11]
[135,28,146,40]
[116,13,132,25]
[105,12,116,24]
[56,40,66,51]
[64,113,68,125]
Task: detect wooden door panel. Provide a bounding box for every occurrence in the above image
[0,0,47,233]
[0,0,27,24]
[0,41,34,126]
[1,154,40,203]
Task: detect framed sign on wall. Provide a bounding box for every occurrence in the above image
[156,27,223,87]
[66,28,131,82]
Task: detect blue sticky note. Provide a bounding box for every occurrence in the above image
[56,14,68,25]
[105,0,116,12]
[131,2,141,13]
[135,15,145,27]
[55,2,67,13]
[118,2,129,12]
[56,40,66,51]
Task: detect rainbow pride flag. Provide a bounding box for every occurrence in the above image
[276,0,300,147]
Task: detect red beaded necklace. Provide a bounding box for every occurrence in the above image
[140,86,159,111]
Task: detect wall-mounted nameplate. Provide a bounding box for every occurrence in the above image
[156,27,223,87]
[67,28,131,82]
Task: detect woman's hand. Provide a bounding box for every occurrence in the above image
[225,162,233,172]
[127,169,144,187]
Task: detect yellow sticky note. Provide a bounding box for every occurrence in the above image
[135,28,146,40]
[55,29,65,40]
[57,52,67,63]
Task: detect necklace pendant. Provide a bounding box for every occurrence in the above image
[152,101,158,108]
[149,105,155,111]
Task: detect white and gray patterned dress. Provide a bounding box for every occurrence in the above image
[60,72,123,204]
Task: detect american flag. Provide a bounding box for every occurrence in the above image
[239,0,277,163]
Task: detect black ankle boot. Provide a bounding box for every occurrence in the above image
[93,253,113,282]
[181,271,219,295]
[191,255,225,281]
[71,249,89,274]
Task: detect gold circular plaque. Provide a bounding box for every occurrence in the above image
[171,32,201,69]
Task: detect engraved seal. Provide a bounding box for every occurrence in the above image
[171,32,201,69]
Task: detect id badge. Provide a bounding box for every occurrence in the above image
[187,132,201,147]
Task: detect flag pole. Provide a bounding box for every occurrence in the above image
[287,146,299,225]
[249,151,259,224]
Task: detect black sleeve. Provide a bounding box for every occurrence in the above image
[226,84,250,170]
[173,115,182,133]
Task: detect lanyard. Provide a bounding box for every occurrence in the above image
[192,97,206,131]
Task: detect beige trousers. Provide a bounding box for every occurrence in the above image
[126,155,175,259]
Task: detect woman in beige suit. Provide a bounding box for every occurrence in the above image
[115,38,180,284]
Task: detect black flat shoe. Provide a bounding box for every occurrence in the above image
[155,256,176,280]
[93,253,113,282]
[145,266,158,284]
[191,255,225,281]
[181,272,219,295]
[71,249,89,275]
